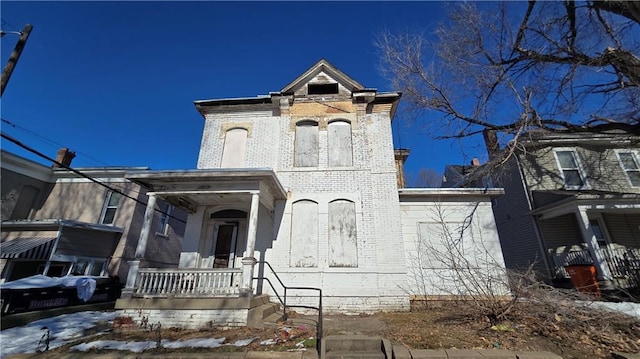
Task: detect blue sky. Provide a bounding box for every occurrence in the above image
[1,1,483,177]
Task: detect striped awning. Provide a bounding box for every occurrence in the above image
[0,237,56,260]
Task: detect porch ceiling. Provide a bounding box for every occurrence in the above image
[532,191,640,220]
[125,169,287,213]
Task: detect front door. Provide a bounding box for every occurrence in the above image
[212,223,238,268]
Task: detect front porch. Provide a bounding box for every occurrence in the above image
[115,169,287,328]
[532,192,640,291]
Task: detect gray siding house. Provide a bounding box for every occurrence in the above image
[0,149,186,283]
[489,131,640,290]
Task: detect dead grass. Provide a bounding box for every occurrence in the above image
[36,301,640,359]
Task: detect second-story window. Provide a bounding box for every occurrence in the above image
[617,150,640,187]
[328,120,353,167]
[220,128,248,168]
[294,120,319,167]
[553,149,587,189]
[100,191,122,225]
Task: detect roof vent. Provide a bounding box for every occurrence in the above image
[308,83,338,95]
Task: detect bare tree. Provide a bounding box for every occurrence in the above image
[378,1,640,164]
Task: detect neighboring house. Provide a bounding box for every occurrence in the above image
[441,158,490,188]
[0,149,186,283]
[115,59,507,328]
[487,130,640,290]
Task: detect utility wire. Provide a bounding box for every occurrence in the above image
[1,132,186,223]
[1,117,111,166]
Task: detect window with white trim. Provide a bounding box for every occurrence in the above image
[294,120,319,167]
[99,191,122,225]
[328,120,353,167]
[616,150,640,187]
[553,149,588,189]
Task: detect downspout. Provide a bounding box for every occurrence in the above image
[515,154,553,279]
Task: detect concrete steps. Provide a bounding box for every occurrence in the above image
[321,335,390,359]
[247,299,283,328]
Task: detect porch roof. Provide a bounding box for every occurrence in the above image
[531,190,640,220]
[125,168,287,212]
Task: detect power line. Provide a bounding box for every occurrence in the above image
[1,117,111,166]
[1,131,186,224]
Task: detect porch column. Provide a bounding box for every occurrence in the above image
[123,194,156,298]
[575,208,612,280]
[241,191,260,295]
[135,194,157,258]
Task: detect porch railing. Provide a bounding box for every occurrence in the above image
[134,268,242,297]
[550,246,640,287]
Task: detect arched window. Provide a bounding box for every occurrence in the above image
[290,200,318,267]
[328,120,353,167]
[328,199,358,267]
[221,128,248,168]
[294,121,319,167]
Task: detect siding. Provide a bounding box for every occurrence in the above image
[603,213,640,247]
[491,158,551,278]
[537,213,583,251]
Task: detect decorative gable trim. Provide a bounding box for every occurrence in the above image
[280,59,365,95]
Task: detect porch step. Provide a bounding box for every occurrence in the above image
[248,302,283,328]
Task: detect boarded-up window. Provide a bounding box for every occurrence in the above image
[290,200,318,267]
[221,128,248,168]
[328,121,353,167]
[328,199,358,267]
[294,121,319,167]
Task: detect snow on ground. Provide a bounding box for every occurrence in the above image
[0,311,117,356]
[579,300,640,319]
[1,310,265,356]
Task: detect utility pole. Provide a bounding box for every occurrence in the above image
[1,24,33,97]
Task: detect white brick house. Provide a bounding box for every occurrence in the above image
[115,60,507,328]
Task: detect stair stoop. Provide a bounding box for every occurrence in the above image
[248,301,284,328]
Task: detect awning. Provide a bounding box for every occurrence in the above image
[0,237,56,260]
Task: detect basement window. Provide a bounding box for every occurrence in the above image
[308,83,339,95]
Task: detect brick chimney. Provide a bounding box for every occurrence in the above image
[394,149,411,188]
[483,129,500,160]
[471,158,480,166]
[52,148,76,168]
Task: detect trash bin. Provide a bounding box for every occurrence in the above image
[565,264,601,297]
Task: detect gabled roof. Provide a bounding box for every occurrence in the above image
[280,59,366,95]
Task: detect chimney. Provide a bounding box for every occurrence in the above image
[394,148,411,188]
[483,129,500,160]
[471,158,480,166]
[52,148,76,168]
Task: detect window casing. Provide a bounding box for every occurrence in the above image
[290,200,318,267]
[328,199,358,267]
[158,204,173,235]
[294,121,319,167]
[616,150,640,187]
[220,128,248,168]
[553,149,588,189]
[328,120,353,167]
[100,191,122,225]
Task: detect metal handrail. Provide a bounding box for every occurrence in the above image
[253,260,323,354]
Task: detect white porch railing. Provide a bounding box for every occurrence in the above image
[595,247,640,280]
[134,268,242,297]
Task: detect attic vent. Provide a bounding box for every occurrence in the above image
[308,83,339,95]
